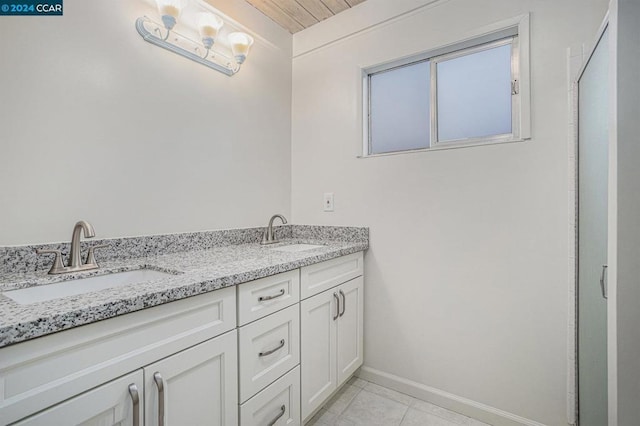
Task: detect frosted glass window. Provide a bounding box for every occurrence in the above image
[369,61,430,154]
[436,43,513,142]
[364,33,524,156]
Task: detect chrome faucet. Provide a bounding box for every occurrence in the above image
[36,220,108,274]
[261,214,287,245]
[69,220,95,268]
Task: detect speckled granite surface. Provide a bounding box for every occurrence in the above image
[0,226,293,275]
[0,225,368,348]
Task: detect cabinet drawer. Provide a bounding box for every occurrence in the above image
[239,304,300,402]
[300,252,363,299]
[0,286,236,426]
[238,270,300,326]
[240,366,300,426]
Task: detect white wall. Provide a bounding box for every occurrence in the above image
[0,0,292,245]
[291,0,607,424]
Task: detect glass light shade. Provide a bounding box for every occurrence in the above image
[156,0,184,19]
[227,32,254,64]
[198,13,223,49]
[198,13,223,38]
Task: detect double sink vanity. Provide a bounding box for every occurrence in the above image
[0,220,368,425]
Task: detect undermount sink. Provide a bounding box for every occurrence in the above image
[3,268,174,305]
[270,244,325,253]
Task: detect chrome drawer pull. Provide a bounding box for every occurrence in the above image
[153,372,165,426]
[128,384,140,426]
[267,405,286,426]
[259,289,285,302]
[339,290,346,317]
[333,292,340,321]
[259,339,285,357]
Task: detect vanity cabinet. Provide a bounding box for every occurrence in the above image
[1,251,364,426]
[0,287,236,426]
[236,252,364,426]
[300,254,364,422]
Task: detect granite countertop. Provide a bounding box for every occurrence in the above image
[0,226,368,348]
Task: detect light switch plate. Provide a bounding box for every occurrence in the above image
[323,193,334,212]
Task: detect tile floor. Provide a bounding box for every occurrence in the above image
[306,377,491,426]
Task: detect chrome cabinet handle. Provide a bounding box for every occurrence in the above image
[339,290,346,317]
[600,265,608,299]
[259,339,285,357]
[267,405,286,426]
[258,289,285,302]
[128,384,140,426]
[333,292,340,321]
[153,372,165,426]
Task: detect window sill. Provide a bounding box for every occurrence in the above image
[358,137,528,159]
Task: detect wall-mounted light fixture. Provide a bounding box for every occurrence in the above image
[136,0,254,76]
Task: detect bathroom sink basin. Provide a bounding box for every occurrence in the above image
[3,268,174,305]
[270,244,324,253]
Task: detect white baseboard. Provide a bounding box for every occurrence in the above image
[356,366,548,426]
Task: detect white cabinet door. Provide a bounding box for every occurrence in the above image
[301,273,364,422]
[13,370,143,426]
[300,288,338,420]
[144,330,238,426]
[336,276,364,386]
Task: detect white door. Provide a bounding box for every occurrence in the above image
[336,277,364,386]
[13,370,143,426]
[144,330,238,426]
[300,288,338,420]
[578,25,609,426]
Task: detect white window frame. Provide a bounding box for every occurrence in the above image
[361,14,531,157]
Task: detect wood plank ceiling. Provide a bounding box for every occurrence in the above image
[244,0,367,33]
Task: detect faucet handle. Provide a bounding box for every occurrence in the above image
[36,249,66,275]
[85,244,108,266]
